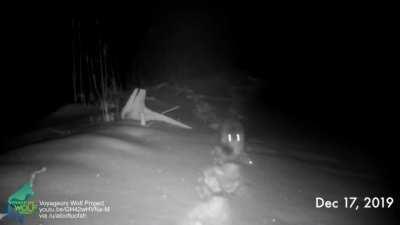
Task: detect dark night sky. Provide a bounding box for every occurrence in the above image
[2,7,396,152]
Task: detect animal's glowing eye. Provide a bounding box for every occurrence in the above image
[236,134,240,141]
[228,134,232,142]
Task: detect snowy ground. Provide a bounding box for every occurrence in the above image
[0,120,397,225]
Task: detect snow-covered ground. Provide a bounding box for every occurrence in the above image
[0,121,397,225]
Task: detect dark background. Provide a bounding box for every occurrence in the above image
[1,6,396,177]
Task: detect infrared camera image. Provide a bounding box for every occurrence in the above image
[0,4,398,225]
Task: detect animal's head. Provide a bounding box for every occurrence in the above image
[223,132,243,144]
[220,129,245,155]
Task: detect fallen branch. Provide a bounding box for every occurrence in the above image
[121,88,191,129]
[162,105,180,114]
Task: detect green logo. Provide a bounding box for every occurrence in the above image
[10,200,37,215]
[8,182,37,215]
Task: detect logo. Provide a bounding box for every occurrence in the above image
[2,182,37,224]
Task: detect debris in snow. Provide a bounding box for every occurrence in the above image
[161,105,180,114]
[121,88,192,129]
